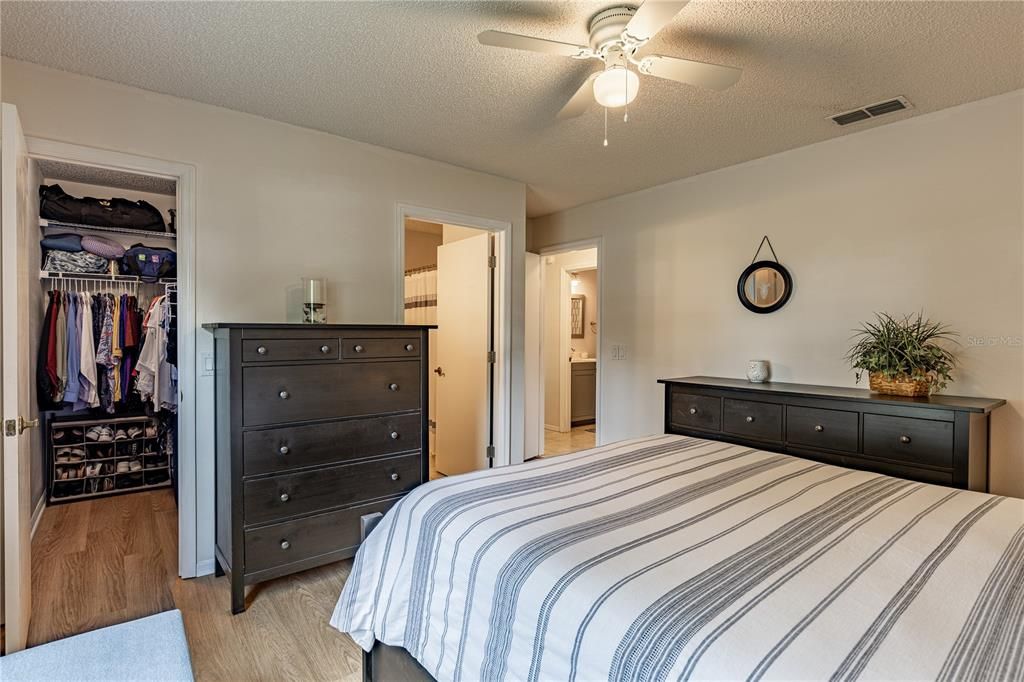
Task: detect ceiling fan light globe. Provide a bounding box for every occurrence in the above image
[593,66,639,108]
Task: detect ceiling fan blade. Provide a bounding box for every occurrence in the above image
[638,54,741,90]
[557,73,599,119]
[478,30,592,58]
[623,1,690,43]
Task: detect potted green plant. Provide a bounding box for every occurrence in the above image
[845,312,958,397]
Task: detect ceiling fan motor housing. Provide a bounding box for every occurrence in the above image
[588,6,638,52]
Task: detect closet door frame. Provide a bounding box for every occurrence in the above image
[26,136,201,578]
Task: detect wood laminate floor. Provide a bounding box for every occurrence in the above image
[543,424,597,457]
[29,490,363,681]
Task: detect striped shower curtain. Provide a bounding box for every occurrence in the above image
[404,266,437,325]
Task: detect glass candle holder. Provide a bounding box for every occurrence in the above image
[302,277,327,324]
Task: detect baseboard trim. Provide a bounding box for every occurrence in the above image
[30,495,46,538]
[544,424,561,432]
[195,559,217,577]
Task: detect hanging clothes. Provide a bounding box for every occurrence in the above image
[54,293,68,402]
[135,294,176,413]
[75,292,99,410]
[36,291,61,410]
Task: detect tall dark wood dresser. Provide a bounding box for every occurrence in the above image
[205,323,432,613]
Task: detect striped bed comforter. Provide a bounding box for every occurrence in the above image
[331,434,1024,681]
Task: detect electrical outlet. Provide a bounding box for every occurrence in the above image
[611,344,627,360]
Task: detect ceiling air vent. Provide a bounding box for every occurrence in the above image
[830,96,913,126]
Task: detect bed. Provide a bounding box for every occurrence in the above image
[331,434,1024,681]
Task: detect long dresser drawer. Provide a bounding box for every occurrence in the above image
[243,413,422,476]
[243,452,421,526]
[242,361,421,426]
[786,405,859,453]
[244,498,398,574]
[722,398,782,443]
[862,413,953,469]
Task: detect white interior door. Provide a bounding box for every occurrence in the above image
[1,103,39,653]
[435,232,491,476]
[523,252,541,461]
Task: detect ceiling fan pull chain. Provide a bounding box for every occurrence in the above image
[624,66,629,122]
[603,107,609,147]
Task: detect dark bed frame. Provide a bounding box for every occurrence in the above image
[363,643,435,682]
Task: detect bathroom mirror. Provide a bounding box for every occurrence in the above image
[570,295,585,338]
[737,261,792,314]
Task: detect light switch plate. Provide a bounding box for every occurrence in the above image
[201,352,215,376]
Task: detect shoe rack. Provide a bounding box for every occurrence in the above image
[48,414,172,503]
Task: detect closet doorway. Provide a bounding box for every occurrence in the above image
[400,210,510,477]
[1,104,196,653]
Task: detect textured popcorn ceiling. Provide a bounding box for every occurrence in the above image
[3,1,1022,217]
[37,159,177,196]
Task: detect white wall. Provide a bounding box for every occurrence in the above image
[3,58,527,571]
[531,91,1024,498]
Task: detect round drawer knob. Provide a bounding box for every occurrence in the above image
[280,540,290,550]
[256,345,268,355]
[814,425,824,432]
[279,390,290,400]
[388,383,399,392]
[405,344,414,352]
[354,344,364,353]
[689,407,697,415]
[899,435,912,444]
[320,345,330,354]
[390,431,400,440]
[745,416,755,423]
[390,472,400,481]
[279,493,290,503]
[278,445,290,455]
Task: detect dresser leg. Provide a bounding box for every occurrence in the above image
[231,574,246,614]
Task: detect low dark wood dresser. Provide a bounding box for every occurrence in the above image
[659,376,1005,492]
[205,323,433,613]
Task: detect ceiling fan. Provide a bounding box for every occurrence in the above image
[478,1,741,125]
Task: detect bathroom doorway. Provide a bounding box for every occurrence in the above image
[539,247,599,457]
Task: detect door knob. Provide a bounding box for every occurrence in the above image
[390,472,399,481]
[7,416,40,436]
[280,540,290,550]
[278,445,290,455]
[434,366,445,377]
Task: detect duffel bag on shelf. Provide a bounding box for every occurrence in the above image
[40,184,167,233]
[121,245,176,282]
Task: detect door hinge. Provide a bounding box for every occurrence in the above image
[488,255,497,269]
[485,445,496,459]
[4,419,16,437]
[486,351,496,364]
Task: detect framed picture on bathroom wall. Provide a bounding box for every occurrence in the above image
[571,294,585,338]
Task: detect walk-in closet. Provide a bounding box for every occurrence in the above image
[26,158,183,645]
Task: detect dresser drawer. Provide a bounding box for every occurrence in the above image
[242,338,339,363]
[863,414,953,469]
[786,406,859,453]
[244,498,397,574]
[342,337,421,359]
[669,389,721,432]
[723,398,782,443]
[242,361,421,426]
[243,453,421,526]
[242,413,422,476]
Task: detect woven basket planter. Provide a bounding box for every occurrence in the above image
[868,372,932,397]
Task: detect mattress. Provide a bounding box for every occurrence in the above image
[331,434,1024,681]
